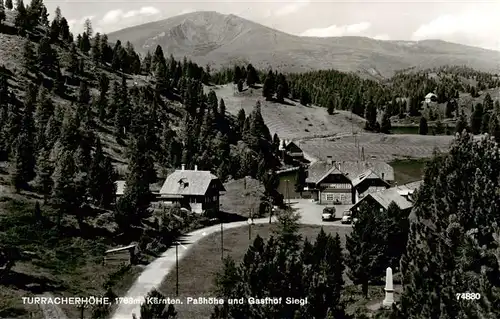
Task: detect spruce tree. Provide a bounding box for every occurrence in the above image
[418,116,428,135]
[263,70,275,100]
[455,113,469,134]
[116,136,153,228]
[37,36,55,74]
[80,32,91,53]
[380,111,392,134]
[11,132,34,192]
[470,103,484,134]
[88,138,116,207]
[346,202,387,297]
[480,112,490,134]
[22,39,36,74]
[14,0,27,31]
[34,147,53,201]
[97,73,109,122]
[51,150,79,224]
[246,64,259,87]
[399,133,500,319]
[0,0,6,25]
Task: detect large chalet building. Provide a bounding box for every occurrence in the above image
[303,158,394,205]
[159,165,226,214]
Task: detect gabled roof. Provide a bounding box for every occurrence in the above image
[351,187,413,211]
[115,180,126,195]
[306,161,394,184]
[159,170,225,196]
[351,169,390,187]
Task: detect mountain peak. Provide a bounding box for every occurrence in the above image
[107,11,500,77]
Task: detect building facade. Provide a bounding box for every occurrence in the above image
[159,165,226,214]
[305,160,394,205]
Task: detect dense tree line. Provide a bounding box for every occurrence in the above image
[212,211,347,319]
[1,0,282,234]
[392,133,500,318]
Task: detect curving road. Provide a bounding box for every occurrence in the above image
[110,217,278,319]
[110,201,351,319]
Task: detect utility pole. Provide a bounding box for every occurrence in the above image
[269,198,272,224]
[286,179,290,206]
[249,209,253,241]
[220,221,224,260]
[175,242,179,296]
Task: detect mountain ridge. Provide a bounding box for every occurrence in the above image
[108,11,500,78]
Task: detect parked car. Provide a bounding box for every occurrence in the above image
[322,207,336,221]
[341,210,357,224]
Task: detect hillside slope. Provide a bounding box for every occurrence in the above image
[108,11,500,77]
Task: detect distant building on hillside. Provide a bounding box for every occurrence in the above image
[159,164,226,214]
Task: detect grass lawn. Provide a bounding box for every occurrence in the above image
[390,158,428,185]
[219,177,264,217]
[158,224,352,319]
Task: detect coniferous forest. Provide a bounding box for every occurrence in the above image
[1,0,500,318]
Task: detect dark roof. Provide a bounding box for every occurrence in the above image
[351,187,413,211]
[159,169,225,196]
[351,169,390,187]
[306,161,394,184]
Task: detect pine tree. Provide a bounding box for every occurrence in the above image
[246,64,259,87]
[233,65,242,84]
[489,115,500,141]
[11,132,34,192]
[380,111,392,134]
[418,116,428,135]
[22,39,36,74]
[470,103,484,134]
[80,32,91,53]
[263,70,275,100]
[91,33,101,64]
[483,93,493,111]
[97,73,109,122]
[115,136,154,228]
[455,113,469,134]
[219,98,226,116]
[59,17,70,42]
[399,133,500,319]
[37,36,55,74]
[0,0,6,25]
[78,80,90,105]
[51,150,80,224]
[14,0,27,31]
[480,112,490,134]
[346,202,387,298]
[34,147,53,200]
[88,138,116,207]
[83,18,92,37]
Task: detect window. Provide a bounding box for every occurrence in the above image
[326,194,334,201]
[340,194,345,202]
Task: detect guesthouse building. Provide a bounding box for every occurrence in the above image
[159,164,226,214]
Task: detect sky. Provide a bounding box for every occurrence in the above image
[42,0,500,51]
